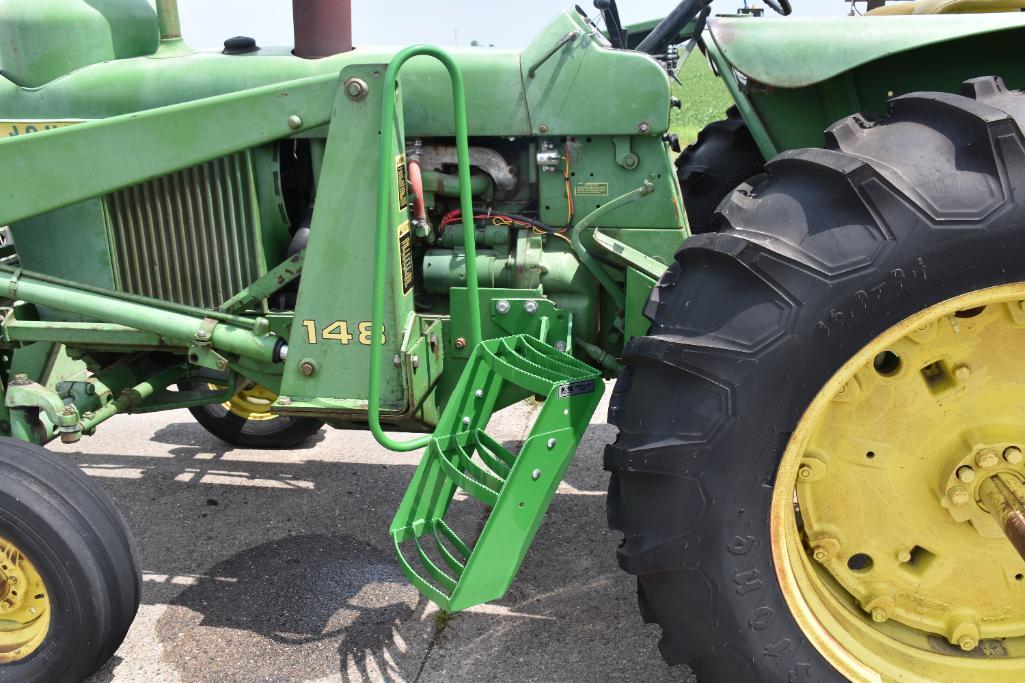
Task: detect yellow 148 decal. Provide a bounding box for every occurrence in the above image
[301,320,385,345]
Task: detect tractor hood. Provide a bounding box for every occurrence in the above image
[708,14,1025,89]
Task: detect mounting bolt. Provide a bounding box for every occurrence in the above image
[976,448,1000,469]
[555,341,567,353]
[524,300,539,315]
[195,329,210,341]
[344,77,369,100]
[637,121,651,134]
[462,416,471,426]
[1005,446,1024,465]
[411,356,420,369]
[299,360,316,377]
[954,364,971,380]
[287,114,303,130]
[278,396,291,406]
[474,389,484,399]
[957,465,977,483]
[496,300,511,315]
[547,438,556,449]
[454,337,467,349]
[531,469,541,480]
[948,485,972,507]
[538,124,549,134]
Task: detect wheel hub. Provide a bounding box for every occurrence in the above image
[774,284,1025,680]
[0,536,49,661]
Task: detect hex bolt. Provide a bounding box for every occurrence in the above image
[798,466,813,480]
[812,548,829,563]
[496,300,511,315]
[957,466,977,483]
[954,363,971,380]
[524,300,539,315]
[959,635,977,652]
[976,448,1000,469]
[948,485,972,507]
[11,374,28,385]
[531,469,541,481]
[287,114,303,130]
[538,124,549,134]
[195,329,210,340]
[547,438,557,450]
[474,389,484,399]
[454,337,467,349]
[871,608,888,623]
[299,360,316,377]
[1005,446,1024,465]
[344,77,369,100]
[637,121,651,133]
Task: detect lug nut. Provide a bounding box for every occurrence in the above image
[871,608,888,623]
[948,485,972,507]
[954,364,971,380]
[812,548,829,563]
[958,635,977,652]
[957,466,977,483]
[798,466,813,480]
[1005,446,1023,465]
[976,448,1000,469]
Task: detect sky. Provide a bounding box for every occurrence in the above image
[174,0,852,50]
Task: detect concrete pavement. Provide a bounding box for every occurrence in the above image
[51,387,686,682]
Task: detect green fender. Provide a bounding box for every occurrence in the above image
[708,14,1025,89]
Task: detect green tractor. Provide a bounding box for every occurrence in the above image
[0,0,1024,679]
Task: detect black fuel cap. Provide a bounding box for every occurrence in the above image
[223,36,258,55]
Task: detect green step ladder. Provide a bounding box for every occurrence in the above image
[390,334,602,611]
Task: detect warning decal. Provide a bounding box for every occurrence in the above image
[398,221,414,294]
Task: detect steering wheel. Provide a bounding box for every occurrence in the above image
[761,0,793,15]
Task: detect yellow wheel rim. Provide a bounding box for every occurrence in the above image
[773,283,1025,682]
[216,384,279,422]
[0,536,49,662]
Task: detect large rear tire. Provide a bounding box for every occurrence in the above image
[0,438,140,682]
[676,106,763,234]
[607,77,1025,680]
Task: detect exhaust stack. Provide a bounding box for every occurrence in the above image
[293,0,353,58]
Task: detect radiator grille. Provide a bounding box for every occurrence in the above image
[105,152,263,309]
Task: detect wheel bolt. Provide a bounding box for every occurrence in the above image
[958,635,977,652]
[798,466,813,480]
[813,548,828,563]
[1005,446,1023,465]
[948,485,972,507]
[957,466,976,483]
[976,448,999,469]
[871,608,888,623]
[954,364,971,380]
[897,550,912,563]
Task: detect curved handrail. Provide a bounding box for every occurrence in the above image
[369,46,482,452]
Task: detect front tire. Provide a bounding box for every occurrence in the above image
[188,383,323,449]
[607,77,1025,680]
[0,438,140,682]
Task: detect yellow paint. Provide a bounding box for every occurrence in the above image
[772,283,1025,681]
[0,536,50,662]
[219,384,279,422]
[0,120,82,138]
